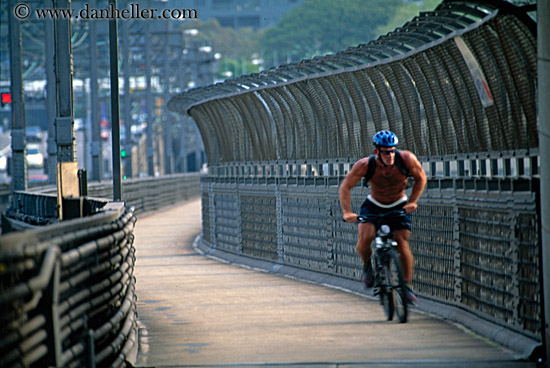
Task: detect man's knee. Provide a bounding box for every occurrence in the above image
[356,237,373,253]
[393,229,410,243]
[357,224,375,251]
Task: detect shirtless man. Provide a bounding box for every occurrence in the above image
[339,130,427,302]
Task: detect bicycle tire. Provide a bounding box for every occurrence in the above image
[387,249,408,323]
[378,261,394,321]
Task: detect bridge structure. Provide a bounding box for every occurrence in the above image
[0,0,548,367]
[168,0,545,362]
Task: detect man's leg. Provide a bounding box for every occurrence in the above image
[393,229,413,283]
[357,222,376,288]
[357,222,376,266]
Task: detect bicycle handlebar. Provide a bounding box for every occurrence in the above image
[349,209,406,223]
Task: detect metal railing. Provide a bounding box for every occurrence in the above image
[0,200,137,367]
[29,173,202,216]
[0,172,201,367]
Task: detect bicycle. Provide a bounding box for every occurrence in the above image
[357,210,409,323]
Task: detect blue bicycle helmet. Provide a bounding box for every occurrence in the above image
[372,130,398,147]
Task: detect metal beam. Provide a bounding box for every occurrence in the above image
[8,0,27,191]
[53,0,76,163]
[538,0,550,364]
[109,0,121,200]
[89,0,102,182]
[145,15,154,177]
[45,0,57,185]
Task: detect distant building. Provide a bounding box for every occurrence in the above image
[186,0,305,29]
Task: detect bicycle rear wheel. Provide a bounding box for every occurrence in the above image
[387,249,408,323]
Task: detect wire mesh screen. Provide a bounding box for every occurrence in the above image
[201,182,212,246]
[459,206,516,325]
[214,191,241,253]
[410,201,456,303]
[517,212,540,334]
[169,2,537,165]
[240,194,278,260]
[281,189,332,272]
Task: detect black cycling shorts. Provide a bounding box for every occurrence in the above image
[359,197,412,232]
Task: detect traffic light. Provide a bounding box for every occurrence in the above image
[121,149,127,158]
[1,92,12,107]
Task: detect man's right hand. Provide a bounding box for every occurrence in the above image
[343,212,359,223]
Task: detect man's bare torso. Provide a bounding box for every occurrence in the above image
[369,162,408,204]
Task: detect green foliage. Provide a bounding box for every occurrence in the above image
[180,19,262,62]
[260,0,413,67]
[218,58,261,80]
[375,0,442,37]
[177,1,448,79]
[178,19,263,80]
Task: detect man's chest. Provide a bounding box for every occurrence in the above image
[371,165,406,184]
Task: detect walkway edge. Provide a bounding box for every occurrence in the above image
[193,235,540,362]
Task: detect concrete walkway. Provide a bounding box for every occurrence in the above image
[132,199,534,367]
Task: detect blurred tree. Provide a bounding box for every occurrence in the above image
[177,0,471,79]
[260,0,404,67]
[180,19,263,80]
[375,0,441,37]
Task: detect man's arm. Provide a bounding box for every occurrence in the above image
[402,151,427,214]
[339,158,369,222]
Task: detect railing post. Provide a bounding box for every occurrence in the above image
[43,253,62,367]
[209,180,217,249]
[452,194,462,304]
[508,198,520,329]
[276,185,284,263]
[237,187,243,254]
[88,329,96,368]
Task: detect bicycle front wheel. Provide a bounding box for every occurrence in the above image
[379,262,394,321]
[387,249,408,323]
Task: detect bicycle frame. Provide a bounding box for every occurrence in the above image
[356,211,408,323]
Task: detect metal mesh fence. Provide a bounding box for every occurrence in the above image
[410,202,455,303]
[168,3,537,164]
[0,203,138,368]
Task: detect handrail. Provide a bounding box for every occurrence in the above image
[0,172,201,367]
[0,202,138,367]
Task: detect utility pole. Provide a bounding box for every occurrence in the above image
[45,0,57,185]
[164,21,173,175]
[145,15,154,177]
[8,0,27,191]
[53,0,76,164]
[89,0,102,181]
[109,0,122,200]
[121,14,132,178]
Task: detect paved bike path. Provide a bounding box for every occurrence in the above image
[132,199,534,367]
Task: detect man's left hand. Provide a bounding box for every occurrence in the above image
[403,203,418,214]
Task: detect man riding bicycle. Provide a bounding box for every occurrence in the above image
[339,130,427,303]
